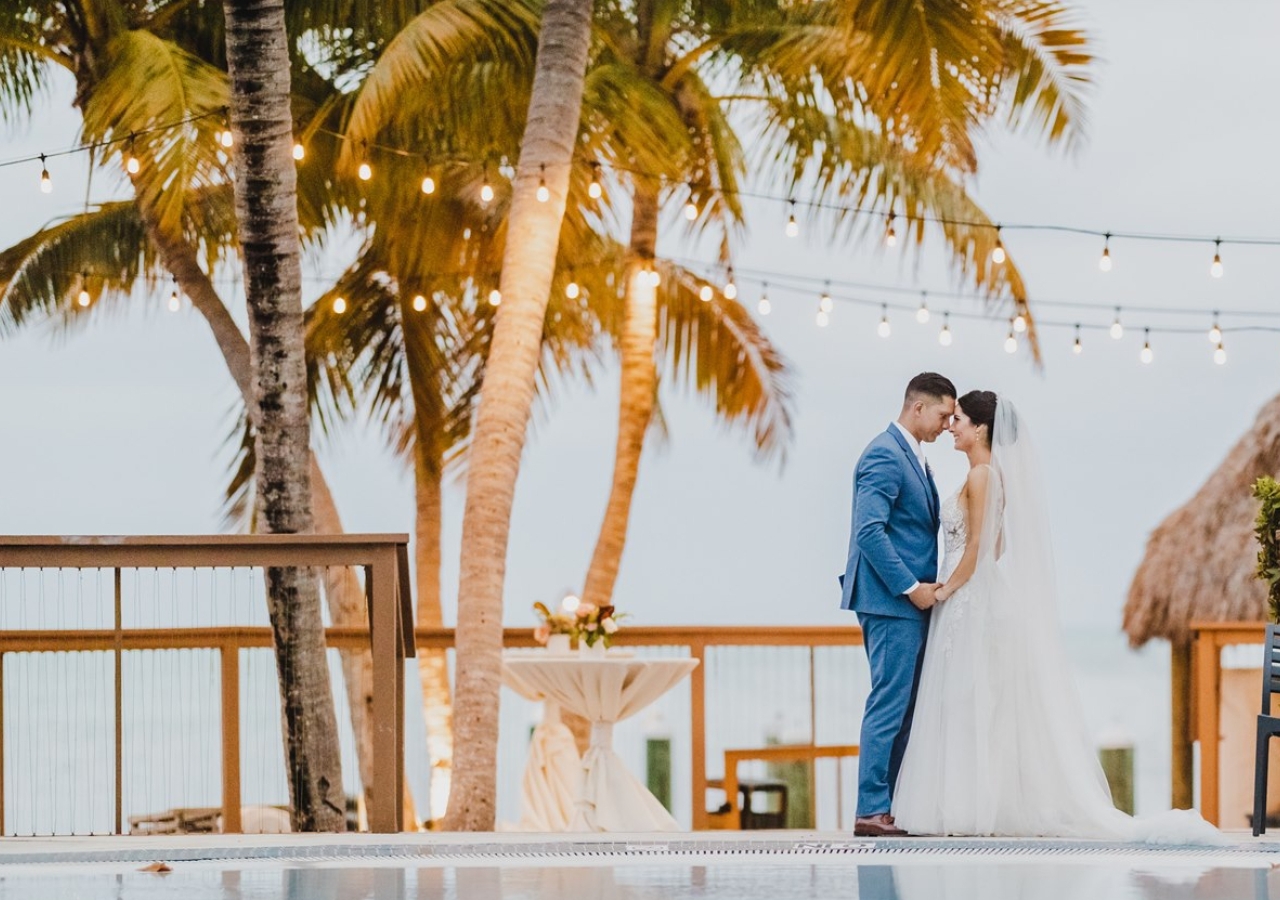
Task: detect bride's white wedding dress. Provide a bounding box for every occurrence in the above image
[891,402,1220,842]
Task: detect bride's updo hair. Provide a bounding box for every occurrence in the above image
[957,390,998,446]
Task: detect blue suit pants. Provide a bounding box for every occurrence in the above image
[855,611,928,817]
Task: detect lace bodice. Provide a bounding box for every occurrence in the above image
[940,488,967,582]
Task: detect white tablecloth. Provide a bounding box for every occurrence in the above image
[503,654,698,832]
[502,668,580,831]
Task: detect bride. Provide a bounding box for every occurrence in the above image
[891,391,1217,841]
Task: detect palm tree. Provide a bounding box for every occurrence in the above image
[0,0,388,824]
[440,0,597,831]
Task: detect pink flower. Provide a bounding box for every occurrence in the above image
[533,624,551,644]
[585,622,598,632]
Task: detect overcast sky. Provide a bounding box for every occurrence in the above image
[1,0,1278,636]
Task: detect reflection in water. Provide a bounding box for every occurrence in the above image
[0,861,1270,900]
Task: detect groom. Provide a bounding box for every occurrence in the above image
[841,372,954,837]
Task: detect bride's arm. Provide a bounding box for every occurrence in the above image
[936,466,990,603]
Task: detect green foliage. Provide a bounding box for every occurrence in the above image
[1255,476,1280,623]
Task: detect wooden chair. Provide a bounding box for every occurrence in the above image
[1253,623,1280,836]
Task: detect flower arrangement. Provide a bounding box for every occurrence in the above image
[533,593,626,648]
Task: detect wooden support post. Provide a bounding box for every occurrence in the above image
[690,642,707,830]
[1170,638,1193,809]
[1194,631,1221,825]
[114,568,123,835]
[369,548,402,833]
[220,643,242,834]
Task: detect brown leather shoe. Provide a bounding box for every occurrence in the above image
[854,813,909,837]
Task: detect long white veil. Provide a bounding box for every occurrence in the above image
[967,399,1219,840]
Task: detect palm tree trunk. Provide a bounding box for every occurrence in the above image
[442,0,595,831]
[222,0,344,832]
[414,439,454,825]
[581,181,660,609]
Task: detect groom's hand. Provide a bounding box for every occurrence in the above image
[907,583,939,610]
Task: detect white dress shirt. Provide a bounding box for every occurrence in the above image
[891,421,927,597]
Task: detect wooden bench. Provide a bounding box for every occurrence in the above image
[707,743,859,830]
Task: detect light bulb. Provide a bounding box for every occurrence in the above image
[1210,242,1224,278]
[878,315,891,339]
[1214,342,1227,365]
[991,241,1006,265]
[699,285,713,302]
[480,182,495,204]
[358,160,372,181]
[561,594,580,613]
[1099,246,1111,272]
[293,142,305,161]
[168,289,180,312]
[1013,313,1027,333]
[786,215,799,238]
[126,154,140,175]
[536,181,550,203]
[819,293,833,314]
[588,178,602,199]
[939,324,952,347]
[916,303,930,324]
[758,294,771,316]
[488,289,502,306]
[1208,320,1221,343]
[566,281,580,299]
[332,296,347,314]
[885,215,897,248]
[421,175,435,194]
[1073,325,1082,355]
[684,200,698,221]
[412,294,427,312]
[77,288,91,307]
[1110,311,1123,340]
[39,156,51,193]
[1141,343,1153,364]
[1004,332,1018,354]
[723,276,737,300]
[218,129,234,148]
[816,310,830,328]
[646,268,661,288]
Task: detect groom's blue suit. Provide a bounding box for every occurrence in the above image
[840,424,940,817]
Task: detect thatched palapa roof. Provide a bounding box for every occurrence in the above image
[1123,394,1280,646]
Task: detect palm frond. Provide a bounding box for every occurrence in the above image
[991,0,1093,148]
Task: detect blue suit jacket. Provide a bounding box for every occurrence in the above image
[839,426,941,619]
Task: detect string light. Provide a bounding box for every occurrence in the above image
[877,304,891,338]
[699,284,713,302]
[412,294,427,312]
[588,163,602,199]
[77,272,90,307]
[1013,309,1027,333]
[1141,329,1153,364]
[939,313,952,346]
[332,295,347,314]
[915,292,930,324]
[1099,233,1112,272]
[536,164,550,203]
[125,135,140,175]
[480,164,494,204]
[818,283,833,314]
[1214,341,1227,365]
[1208,313,1221,343]
[565,278,580,299]
[786,201,799,238]
[991,227,1006,265]
[1110,307,1124,340]
[645,266,661,288]
[1004,324,1018,354]
[1073,324,1083,355]
[723,269,737,300]
[758,283,771,316]
[683,186,698,221]
[421,173,435,194]
[293,141,305,161]
[39,154,50,193]
[1210,239,1224,278]
[357,142,372,181]
[167,282,180,312]
[885,212,897,248]
[217,127,233,149]
[488,288,502,306]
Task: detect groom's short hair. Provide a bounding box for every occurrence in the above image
[904,372,957,405]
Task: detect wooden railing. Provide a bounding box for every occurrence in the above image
[0,535,415,835]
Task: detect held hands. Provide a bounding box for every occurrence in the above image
[908,583,943,610]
